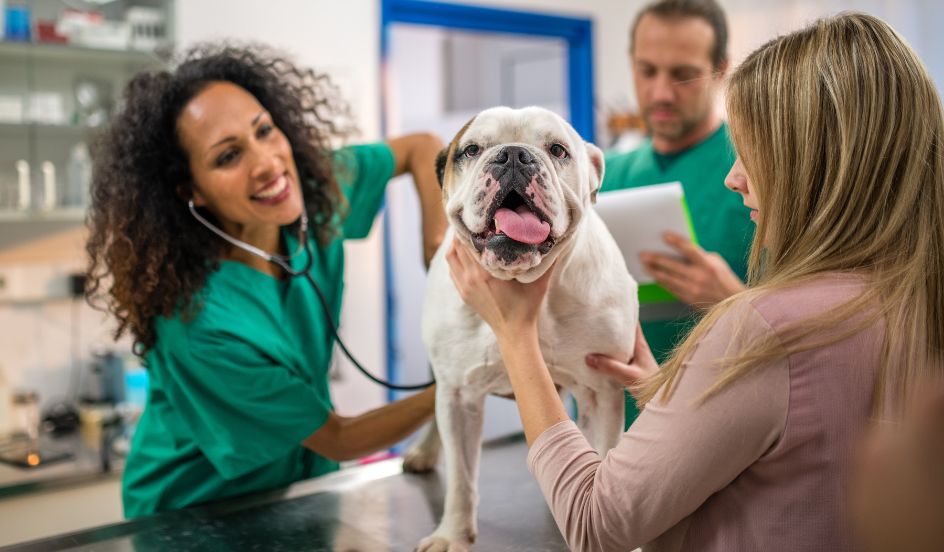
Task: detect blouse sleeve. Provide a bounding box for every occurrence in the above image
[527,301,790,551]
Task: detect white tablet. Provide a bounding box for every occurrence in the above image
[594,182,697,303]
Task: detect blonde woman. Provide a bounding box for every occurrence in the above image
[447,12,943,552]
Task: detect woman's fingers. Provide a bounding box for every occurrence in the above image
[585,324,660,393]
[634,323,651,358]
[446,237,463,271]
[585,354,649,388]
[446,239,473,301]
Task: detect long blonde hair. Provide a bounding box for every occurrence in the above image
[636,13,944,415]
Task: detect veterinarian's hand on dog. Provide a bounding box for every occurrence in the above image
[446,237,555,337]
[586,324,659,400]
[640,231,746,309]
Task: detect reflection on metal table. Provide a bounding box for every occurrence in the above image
[3,434,568,551]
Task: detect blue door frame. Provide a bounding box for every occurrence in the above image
[380,0,595,401]
[381,0,595,139]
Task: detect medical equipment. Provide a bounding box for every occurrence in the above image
[189,200,434,391]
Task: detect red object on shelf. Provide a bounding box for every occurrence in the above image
[36,21,69,44]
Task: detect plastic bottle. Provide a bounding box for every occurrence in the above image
[15,159,29,211]
[0,365,11,438]
[41,161,56,211]
[67,142,91,207]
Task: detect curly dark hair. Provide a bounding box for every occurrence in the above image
[86,43,356,355]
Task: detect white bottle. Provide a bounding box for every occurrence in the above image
[15,159,29,211]
[41,161,56,211]
[0,365,12,439]
[67,143,91,207]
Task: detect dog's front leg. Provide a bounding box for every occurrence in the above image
[403,418,442,473]
[573,385,625,456]
[596,385,626,453]
[417,383,486,552]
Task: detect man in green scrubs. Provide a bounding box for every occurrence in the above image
[595,0,754,427]
[122,143,425,517]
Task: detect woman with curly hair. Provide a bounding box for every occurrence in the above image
[86,44,446,518]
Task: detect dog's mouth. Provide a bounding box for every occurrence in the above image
[471,188,555,256]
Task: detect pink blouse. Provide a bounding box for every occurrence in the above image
[528,274,882,551]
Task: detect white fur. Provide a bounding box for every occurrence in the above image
[405,107,638,552]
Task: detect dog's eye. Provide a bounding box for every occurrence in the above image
[549,143,569,159]
[462,144,481,158]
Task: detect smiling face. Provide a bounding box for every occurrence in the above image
[438,107,604,281]
[176,81,303,244]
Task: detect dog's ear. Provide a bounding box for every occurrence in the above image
[585,142,605,204]
[435,147,448,188]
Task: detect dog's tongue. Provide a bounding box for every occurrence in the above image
[494,205,551,244]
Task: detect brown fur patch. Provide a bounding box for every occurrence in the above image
[440,115,477,193]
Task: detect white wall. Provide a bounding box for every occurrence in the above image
[0,227,133,425]
[177,0,384,139]
[722,0,944,91]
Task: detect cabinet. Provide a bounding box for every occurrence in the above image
[0,0,173,230]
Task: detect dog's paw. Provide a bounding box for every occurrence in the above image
[415,533,473,552]
[402,445,440,473]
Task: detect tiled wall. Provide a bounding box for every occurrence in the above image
[0,296,132,409]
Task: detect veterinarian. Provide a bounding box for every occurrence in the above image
[86,44,445,518]
[600,0,753,428]
[448,13,943,552]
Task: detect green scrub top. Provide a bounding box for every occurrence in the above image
[122,143,396,518]
[601,123,753,428]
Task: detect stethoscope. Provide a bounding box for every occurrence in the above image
[189,200,434,391]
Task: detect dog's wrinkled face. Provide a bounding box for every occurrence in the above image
[437,107,604,282]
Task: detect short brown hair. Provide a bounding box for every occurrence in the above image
[630,0,729,69]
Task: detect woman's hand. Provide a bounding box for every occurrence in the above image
[447,239,568,445]
[585,324,659,400]
[445,237,555,338]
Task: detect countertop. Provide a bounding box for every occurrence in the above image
[0,433,120,499]
[2,434,569,551]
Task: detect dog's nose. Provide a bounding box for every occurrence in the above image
[496,146,536,166]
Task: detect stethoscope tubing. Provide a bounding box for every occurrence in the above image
[188,200,434,391]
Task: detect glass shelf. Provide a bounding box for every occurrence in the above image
[0,122,95,135]
[0,207,86,223]
[0,40,163,65]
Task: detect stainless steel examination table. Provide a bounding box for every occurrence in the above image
[3,435,569,551]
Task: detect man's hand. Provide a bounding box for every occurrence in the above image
[640,231,745,308]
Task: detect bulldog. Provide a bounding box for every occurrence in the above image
[404,106,638,552]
